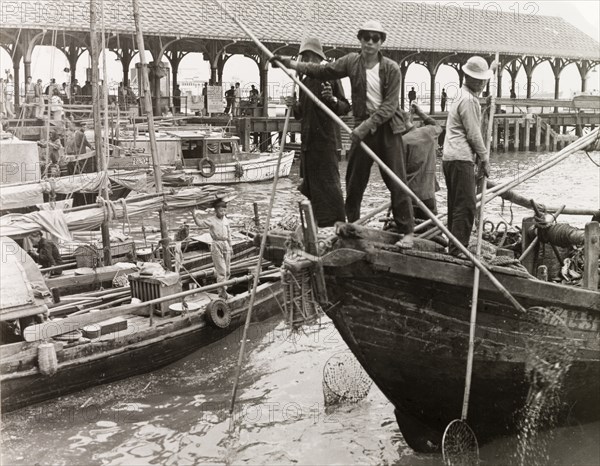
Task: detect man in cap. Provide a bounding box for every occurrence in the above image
[273,20,414,247]
[288,37,350,227]
[442,55,492,257]
[192,198,233,299]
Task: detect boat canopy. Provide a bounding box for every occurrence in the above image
[0,237,51,321]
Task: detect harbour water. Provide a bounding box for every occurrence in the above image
[1,150,599,465]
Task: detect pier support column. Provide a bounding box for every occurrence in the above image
[400,61,408,109]
[577,60,592,93]
[259,53,269,118]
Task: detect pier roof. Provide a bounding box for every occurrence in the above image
[0,0,598,61]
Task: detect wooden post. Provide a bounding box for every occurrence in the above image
[300,200,328,304]
[132,0,171,270]
[535,116,542,151]
[504,117,510,151]
[524,117,531,151]
[583,222,599,290]
[492,119,498,152]
[544,120,550,151]
[520,217,537,274]
[514,119,520,151]
[90,0,112,265]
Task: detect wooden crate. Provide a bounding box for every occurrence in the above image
[129,272,182,317]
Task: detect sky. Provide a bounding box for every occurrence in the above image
[1,1,599,100]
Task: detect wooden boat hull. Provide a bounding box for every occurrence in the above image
[1,282,282,412]
[185,151,295,185]
[323,235,600,452]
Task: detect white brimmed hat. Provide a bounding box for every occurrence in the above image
[462,56,493,80]
[299,37,326,60]
[358,20,387,41]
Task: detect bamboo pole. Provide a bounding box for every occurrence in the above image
[211,0,526,313]
[90,0,112,265]
[462,53,498,420]
[131,0,172,270]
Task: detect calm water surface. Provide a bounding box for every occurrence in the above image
[1,150,599,466]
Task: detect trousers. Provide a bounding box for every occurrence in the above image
[443,160,476,255]
[345,123,414,234]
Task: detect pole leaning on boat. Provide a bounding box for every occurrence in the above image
[442,52,500,466]
[131,0,172,269]
[212,0,525,315]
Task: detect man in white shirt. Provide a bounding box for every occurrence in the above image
[193,199,233,299]
[442,56,492,257]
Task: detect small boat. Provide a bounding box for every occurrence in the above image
[319,223,600,452]
[112,129,295,185]
[0,236,283,412]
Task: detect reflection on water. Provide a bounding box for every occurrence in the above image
[1,151,599,465]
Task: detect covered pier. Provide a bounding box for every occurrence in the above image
[1,0,598,152]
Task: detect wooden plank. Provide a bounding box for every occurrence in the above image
[544,121,551,150]
[504,118,510,151]
[520,217,537,274]
[583,222,600,290]
[524,117,531,151]
[364,249,600,312]
[45,265,138,289]
[514,120,520,151]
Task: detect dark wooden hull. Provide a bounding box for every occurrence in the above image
[323,236,600,452]
[1,283,282,412]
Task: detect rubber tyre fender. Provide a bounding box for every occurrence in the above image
[234,162,244,178]
[205,298,232,328]
[198,158,216,178]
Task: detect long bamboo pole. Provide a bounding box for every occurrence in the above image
[90,0,112,265]
[462,52,498,421]
[131,0,172,270]
[213,0,525,314]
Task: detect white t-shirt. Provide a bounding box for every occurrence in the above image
[366,63,382,114]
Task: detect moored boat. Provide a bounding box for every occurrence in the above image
[320,223,600,452]
[0,236,283,412]
[113,129,295,184]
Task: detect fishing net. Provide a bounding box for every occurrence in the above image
[442,419,479,466]
[514,306,575,466]
[322,351,373,406]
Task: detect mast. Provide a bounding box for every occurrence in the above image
[90,0,112,265]
[131,0,172,269]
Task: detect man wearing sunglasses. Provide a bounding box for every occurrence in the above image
[272,20,414,248]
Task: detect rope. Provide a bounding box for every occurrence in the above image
[119,198,131,235]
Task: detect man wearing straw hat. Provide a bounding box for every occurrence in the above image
[289,37,350,227]
[442,55,492,258]
[274,20,414,248]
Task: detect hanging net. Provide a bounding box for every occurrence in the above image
[322,351,373,406]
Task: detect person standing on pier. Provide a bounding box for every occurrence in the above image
[441,88,447,112]
[192,199,233,300]
[273,20,414,247]
[287,37,350,227]
[442,55,492,258]
[408,87,417,106]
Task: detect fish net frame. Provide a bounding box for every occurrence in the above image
[442,419,479,466]
[322,351,373,406]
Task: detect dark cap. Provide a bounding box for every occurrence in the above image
[213,199,227,208]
